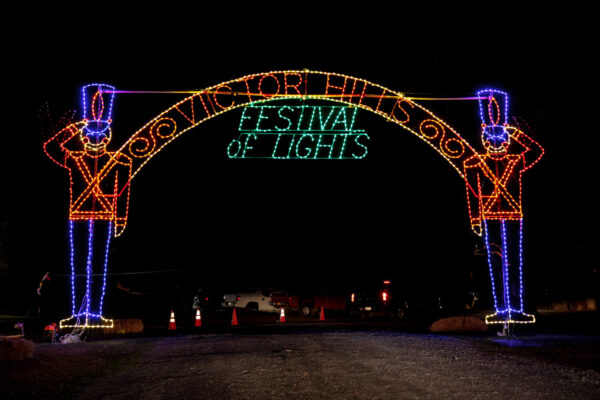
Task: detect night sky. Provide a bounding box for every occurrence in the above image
[1,5,597,317]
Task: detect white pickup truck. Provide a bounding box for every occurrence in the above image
[222,288,280,313]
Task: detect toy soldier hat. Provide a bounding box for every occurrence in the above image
[477,89,509,127]
[82,83,116,134]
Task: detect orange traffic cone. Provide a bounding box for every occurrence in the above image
[319,306,325,321]
[279,308,286,323]
[168,310,176,330]
[231,307,239,326]
[195,309,202,327]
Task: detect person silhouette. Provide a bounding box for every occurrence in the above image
[44,84,132,328]
[463,89,543,324]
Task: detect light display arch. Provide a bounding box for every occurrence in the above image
[119,70,479,179]
[44,70,543,328]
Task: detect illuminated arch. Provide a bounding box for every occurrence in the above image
[49,72,545,329]
[114,70,478,180]
[120,73,542,327]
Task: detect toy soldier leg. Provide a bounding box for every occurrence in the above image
[484,220,534,324]
[88,221,113,321]
[503,219,535,323]
[60,220,114,328]
[503,220,523,313]
[483,220,507,319]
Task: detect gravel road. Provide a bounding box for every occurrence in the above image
[83,331,600,399]
[3,330,600,399]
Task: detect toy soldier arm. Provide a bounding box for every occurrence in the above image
[43,121,86,167]
[114,154,133,237]
[508,127,544,170]
[464,157,483,236]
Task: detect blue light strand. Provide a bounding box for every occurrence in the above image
[476,89,509,126]
[69,220,76,315]
[483,220,499,311]
[500,219,512,316]
[84,219,95,319]
[98,221,113,315]
[476,89,510,150]
[518,219,524,312]
[81,83,116,133]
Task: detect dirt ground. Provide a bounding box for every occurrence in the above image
[2,328,600,400]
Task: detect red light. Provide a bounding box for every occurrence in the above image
[381,291,388,302]
[236,296,240,301]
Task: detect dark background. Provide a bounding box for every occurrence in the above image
[1,5,597,320]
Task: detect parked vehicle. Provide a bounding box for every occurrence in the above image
[193,287,224,312]
[222,288,280,313]
[349,279,405,319]
[349,279,445,321]
[270,290,347,317]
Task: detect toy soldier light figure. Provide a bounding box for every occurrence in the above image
[44,84,132,329]
[463,89,543,325]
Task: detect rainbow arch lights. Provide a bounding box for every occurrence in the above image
[44,71,543,328]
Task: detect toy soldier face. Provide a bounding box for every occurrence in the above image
[81,124,112,151]
[482,125,509,154]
